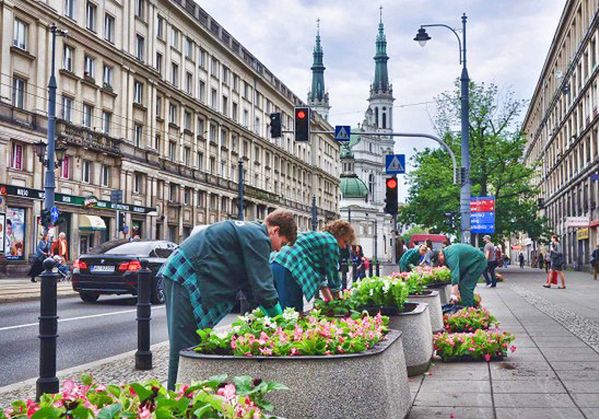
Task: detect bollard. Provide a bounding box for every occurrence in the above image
[368,263,373,278]
[36,257,60,401]
[375,260,380,277]
[135,259,152,370]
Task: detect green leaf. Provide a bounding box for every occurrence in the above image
[71,405,94,419]
[96,404,122,419]
[130,383,153,401]
[80,373,93,386]
[31,407,62,419]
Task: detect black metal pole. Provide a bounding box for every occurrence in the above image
[311,195,317,231]
[135,259,152,370]
[374,218,379,276]
[459,13,471,244]
[36,258,59,400]
[238,159,244,221]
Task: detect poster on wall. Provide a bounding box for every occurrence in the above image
[6,207,26,260]
[0,213,5,254]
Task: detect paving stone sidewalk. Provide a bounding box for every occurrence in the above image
[0,277,76,303]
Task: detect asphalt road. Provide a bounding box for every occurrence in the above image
[0,295,168,387]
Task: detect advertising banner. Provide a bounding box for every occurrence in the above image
[6,207,26,260]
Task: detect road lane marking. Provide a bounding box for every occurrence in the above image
[0,306,165,332]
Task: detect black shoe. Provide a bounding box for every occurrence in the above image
[30,278,37,283]
[490,285,497,288]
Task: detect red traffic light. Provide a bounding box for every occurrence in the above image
[386,178,398,189]
[296,110,307,119]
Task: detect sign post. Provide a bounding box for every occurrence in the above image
[334,125,351,142]
[111,189,123,239]
[385,154,406,175]
[470,197,495,235]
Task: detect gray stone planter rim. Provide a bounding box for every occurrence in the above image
[361,302,419,316]
[397,301,427,316]
[408,289,439,298]
[426,282,451,289]
[181,329,402,361]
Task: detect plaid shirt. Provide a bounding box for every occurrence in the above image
[273,231,340,300]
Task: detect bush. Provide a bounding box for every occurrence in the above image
[443,307,498,332]
[351,276,409,311]
[433,329,516,361]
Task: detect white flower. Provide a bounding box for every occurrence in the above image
[282,308,300,322]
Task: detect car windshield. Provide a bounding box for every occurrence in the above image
[104,242,155,256]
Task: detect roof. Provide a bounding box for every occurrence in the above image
[340,174,368,199]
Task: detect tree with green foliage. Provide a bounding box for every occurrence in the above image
[399,81,549,243]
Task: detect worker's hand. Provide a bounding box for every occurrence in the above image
[450,284,461,303]
[259,302,283,317]
[320,287,334,302]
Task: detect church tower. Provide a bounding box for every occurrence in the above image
[368,7,394,132]
[307,19,330,120]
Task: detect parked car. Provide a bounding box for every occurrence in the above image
[408,234,449,251]
[72,240,177,304]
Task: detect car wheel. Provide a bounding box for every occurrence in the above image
[150,276,165,305]
[79,292,100,303]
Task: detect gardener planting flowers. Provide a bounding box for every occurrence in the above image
[433,244,487,307]
[159,209,297,390]
[399,245,428,272]
[271,220,355,311]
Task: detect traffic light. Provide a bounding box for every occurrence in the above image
[118,212,126,232]
[384,176,398,215]
[269,112,282,138]
[294,107,310,141]
[41,209,51,228]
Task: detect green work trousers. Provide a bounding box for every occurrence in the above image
[459,260,487,307]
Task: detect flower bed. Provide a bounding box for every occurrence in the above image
[413,266,452,286]
[443,307,498,333]
[1,374,285,419]
[351,276,409,313]
[433,329,516,362]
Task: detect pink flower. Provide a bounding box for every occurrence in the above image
[217,383,237,402]
[484,354,491,362]
[139,405,152,419]
[290,347,300,356]
[510,345,517,353]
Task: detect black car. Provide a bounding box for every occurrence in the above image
[72,240,177,304]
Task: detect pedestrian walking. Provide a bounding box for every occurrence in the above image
[352,245,366,280]
[159,209,297,390]
[519,253,525,268]
[433,243,487,307]
[51,232,69,263]
[591,242,599,281]
[482,235,498,288]
[27,232,51,282]
[543,234,566,289]
[271,220,355,311]
[538,252,545,270]
[399,245,428,272]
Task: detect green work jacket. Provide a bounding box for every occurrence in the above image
[399,248,421,272]
[442,244,487,285]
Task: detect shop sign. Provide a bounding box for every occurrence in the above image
[0,184,155,214]
[565,216,590,228]
[577,228,589,240]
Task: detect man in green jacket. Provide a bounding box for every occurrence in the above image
[399,245,428,272]
[160,209,297,390]
[272,220,355,310]
[435,243,487,307]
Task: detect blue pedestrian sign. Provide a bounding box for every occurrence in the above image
[334,125,351,142]
[385,154,406,174]
[50,206,60,224]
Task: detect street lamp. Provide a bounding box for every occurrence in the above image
[33,140,67,168]
[414,13,471,244]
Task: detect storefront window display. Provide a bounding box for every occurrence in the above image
[6,207,26,260]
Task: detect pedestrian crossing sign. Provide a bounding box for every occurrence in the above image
[385,154,405,174]
[334,125,351,142]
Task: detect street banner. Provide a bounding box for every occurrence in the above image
[470,196,495,234]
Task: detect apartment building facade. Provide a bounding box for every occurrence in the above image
[0,0,340,273]
[522,0,599,269]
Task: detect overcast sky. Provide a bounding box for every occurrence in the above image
[200,0,565,199]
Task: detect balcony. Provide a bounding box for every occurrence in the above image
[56,120,121,156]
[0,101,48,132]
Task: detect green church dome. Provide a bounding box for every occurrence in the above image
[340,174,369,199]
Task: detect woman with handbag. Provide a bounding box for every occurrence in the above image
[543,234,566,289]
[28,232,51,283]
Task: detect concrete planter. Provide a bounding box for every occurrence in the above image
[178,329,411,419]
[408,290,443,333]
[387,302,433,376]
[427,282,451,305]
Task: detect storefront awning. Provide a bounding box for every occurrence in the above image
[79,215,107,231]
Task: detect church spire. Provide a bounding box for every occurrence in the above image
[372,6,390,94]
[308,18,330,120]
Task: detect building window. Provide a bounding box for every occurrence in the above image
[211,88,217,109]
[211,57,219,77]
[243,109,249,128]
[169,184,177,201]
[197,152,204,170]
[185,37,193,60]
[134,124,143,147]
[169,104,177,125]
[184,110,191,130]
[134,172,143,193]
[156,15,164,39]
[133,81,143,104]
[171,28,179,49]
[10,143,23,170]
[134,0,144,18]
[232,102,238,122]
[197,118,205,136]
[184,147,191,166]
[61,156,70,179]
[135,34,144,61]
[222,96,228,116]
[186,72,193,95]
[100,164,109,186]
[233,74,240,91]
[168,141,176,160]
[82,160,92,183]
[209,156,216,174]
[84,55,95,79]
[64,0,75,19]
[104,14,115,42]
[155,95,162,117]
[102,64,112,87]
[198,80,206,102]
[101,110,111,134]
[171,62,178,86]
[63,45,74,71]
[86,1,97,32]
[155,52,162,72]
[13,18,28,50]
[199,49,206,68]
[222,66,229,85]
[82,104,93,127]
[12,77,26,109]
[62,96,73,122]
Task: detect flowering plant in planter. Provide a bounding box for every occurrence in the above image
[412,266,452,285]
[433,329,516,361]
[312,289,356,316]
[0,373,286,419]
[195,308,389,357]
[443,307,498,332]
[351,276,409,313]
[404,272,427,295]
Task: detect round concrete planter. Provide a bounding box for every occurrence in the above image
[387,302,433,376]
[427,282,451,305]
[408,290,443,333]
[178,329,411,419]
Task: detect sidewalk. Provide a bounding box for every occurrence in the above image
[0,277,76,303]
[1,267,598,418]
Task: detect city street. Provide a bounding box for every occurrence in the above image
[0,295,168,387]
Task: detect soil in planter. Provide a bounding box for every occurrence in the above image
[409,290,434,296]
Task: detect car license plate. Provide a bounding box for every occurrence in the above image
[91,265,115,273]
